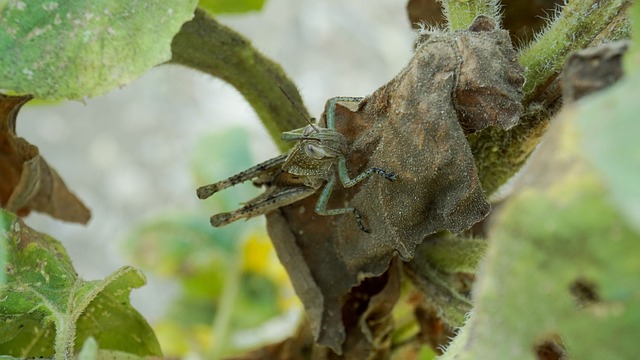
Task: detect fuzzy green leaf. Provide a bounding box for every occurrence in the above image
[0,209,161,358]
[439,79,640,359]
[0,0,198,100]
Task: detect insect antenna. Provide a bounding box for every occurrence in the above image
[278,85,319,133]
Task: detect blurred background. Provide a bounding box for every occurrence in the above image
[15,0,415,357]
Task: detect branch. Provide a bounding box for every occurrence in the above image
[169,9,307,151]
[520,0,631,100]
[440,0,501,30]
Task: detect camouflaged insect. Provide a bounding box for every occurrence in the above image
[196,97,396,233]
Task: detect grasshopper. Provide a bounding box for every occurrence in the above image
[196,96,396,233]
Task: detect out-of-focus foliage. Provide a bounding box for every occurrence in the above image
[123,128,300,358]
[439,71,640,360]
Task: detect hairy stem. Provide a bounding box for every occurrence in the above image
[473,0,631,196]
[440,0,501,30]
[170,9,307,151]
[519,0,631,100]
[54,317,75,360]
[404,260,472,327]
[417,235,487,274]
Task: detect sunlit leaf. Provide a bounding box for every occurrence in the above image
[0,0,198,99]
[199,0,266,14]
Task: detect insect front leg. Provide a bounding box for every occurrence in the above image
[210,185,316,227]
[314,176,370,233]
[326,96,364,129]
[337,156,396,187]
[325,96,396,186]
[197,154,288,199]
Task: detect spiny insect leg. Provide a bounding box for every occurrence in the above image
[337,156,396,188]
[197,154,287,199]
[210,186,315,227]
[352,208,370,233]
[315,176,370,233]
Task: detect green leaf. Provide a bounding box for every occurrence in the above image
[198,0,266,14]
[439,86,640,359]
[0,0,198,100]
[575,74,640,233]
[0,209,161,358]
[442,180,640,359]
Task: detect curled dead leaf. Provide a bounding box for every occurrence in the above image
[562,41,627,102]
[0,93,90,223]
[451,16,524,131]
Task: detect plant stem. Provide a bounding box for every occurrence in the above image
[417,235,487,274]
[519,0,631,100]
[170,9,307,152]
[208,241,243,360]
[440,0,501,30]
[54,317,75,360]
[405,259,472,327]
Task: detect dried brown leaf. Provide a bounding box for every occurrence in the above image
[267,17,523,354]
[0,93,90,223]
[562,41,627,102]
[452,17,524,131]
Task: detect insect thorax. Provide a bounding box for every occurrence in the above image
[282,146,336,178]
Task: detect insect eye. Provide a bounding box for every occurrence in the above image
[303,124,317,136]
[303,143,327,159]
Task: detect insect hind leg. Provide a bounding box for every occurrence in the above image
[210,186,315,227]
[197,154,287,199]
